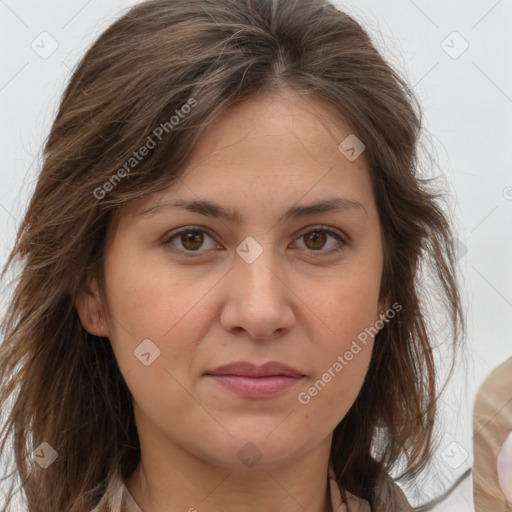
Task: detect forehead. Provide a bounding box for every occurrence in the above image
[119,88,374,225]
[186,88,366,169]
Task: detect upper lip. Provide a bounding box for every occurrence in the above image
[205,361,304,378]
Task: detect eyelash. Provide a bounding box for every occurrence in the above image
[162,225,348,258]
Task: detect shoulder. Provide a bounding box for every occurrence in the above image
[121,480,143,512]
[473,356,512,443]
[475,356,512,404]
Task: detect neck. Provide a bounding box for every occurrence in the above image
[125,441,334,512]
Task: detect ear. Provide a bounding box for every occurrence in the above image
[75,274,109,337]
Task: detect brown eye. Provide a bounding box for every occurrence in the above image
[164,228,218,256]
[303,231,327,250]
[294,227,347,255]
[180,231,204,251]
[163,225,346,258]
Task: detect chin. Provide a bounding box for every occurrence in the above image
[201,432,310,471]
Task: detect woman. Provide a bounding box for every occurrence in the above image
[0,0,465,511]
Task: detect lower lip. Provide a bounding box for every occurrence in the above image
[205,374,302,398]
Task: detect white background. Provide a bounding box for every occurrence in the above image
[1,1,511,510]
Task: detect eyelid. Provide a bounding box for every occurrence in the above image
[294,224,348,244]
[162,225,221,253]
[163,224,348,256]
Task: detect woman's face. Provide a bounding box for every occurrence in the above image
[78,89,387,471]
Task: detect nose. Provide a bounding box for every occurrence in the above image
[219,245,295,341]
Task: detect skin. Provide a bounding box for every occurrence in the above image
[76,88,388,512]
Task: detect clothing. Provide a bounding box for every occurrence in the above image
[472,356,512,511]
[119,463,412,512]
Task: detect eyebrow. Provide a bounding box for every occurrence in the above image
[136,196,367,223]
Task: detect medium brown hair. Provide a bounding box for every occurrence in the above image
[0,0,465,510]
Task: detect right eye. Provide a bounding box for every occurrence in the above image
[163,227,221,257]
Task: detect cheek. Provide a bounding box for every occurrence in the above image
[313,267,382,346]
[294,332,374,443]
[101,251,216,376]
[298,270,380,410]
[313,290,376,387]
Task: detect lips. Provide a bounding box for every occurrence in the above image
[204,361,304,378]
[204,361,305,399]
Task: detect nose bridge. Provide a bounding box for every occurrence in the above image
[220,234,294,339]
[234,235,283,303]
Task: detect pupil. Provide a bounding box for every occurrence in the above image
[307,232,325,250]
[183,231,203,250]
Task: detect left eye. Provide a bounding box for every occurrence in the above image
[294,228,346,252]
[163,226,347,256]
